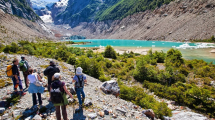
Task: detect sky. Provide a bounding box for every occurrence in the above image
[42,0,58,2]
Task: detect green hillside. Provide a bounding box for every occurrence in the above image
[54,0,174,26]
[96,0,174,21]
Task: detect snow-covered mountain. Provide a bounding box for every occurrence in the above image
[30,0,69,23]
[31,0,54,10]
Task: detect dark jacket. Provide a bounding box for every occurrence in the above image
[44,65,60,84]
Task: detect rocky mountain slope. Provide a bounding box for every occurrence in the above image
[0,0,54,43]
[49,0,215,41]
[0,53,209,120]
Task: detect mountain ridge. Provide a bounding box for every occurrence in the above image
[50,0,215,41]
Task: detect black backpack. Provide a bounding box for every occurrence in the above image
[50,80,64,104]
[75,75,84,88]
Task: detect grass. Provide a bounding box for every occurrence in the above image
[40,65,49,68]
[0,78,13,88]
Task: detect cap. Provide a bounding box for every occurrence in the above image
[54,73,61,79]
[50,61,55,64]
[76,67,83,75]
[21,56,25,60]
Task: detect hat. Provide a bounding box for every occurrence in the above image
[76,67,83,75]
[54,73,61,79]
[50,61,55,64]
[21,56,25,60]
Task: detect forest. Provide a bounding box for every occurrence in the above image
[0,40,214,118]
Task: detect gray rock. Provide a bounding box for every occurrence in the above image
[84,99,93,107]
[142,109,155,119]
[116,107,127,115]
[2,113,9,120]
[104,109,109,115]
[171,111,208,120]
[32,114,42,120]
[88,113,97,119]
[0,107,5,114]
[100,80,120,97]
[163,116,171,120]
[13,110,22,118]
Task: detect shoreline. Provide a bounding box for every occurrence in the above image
[67,39,215,44]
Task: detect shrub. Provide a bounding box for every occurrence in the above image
[67,55,76,65]
[23,44,35,55]
[104,45,117,59]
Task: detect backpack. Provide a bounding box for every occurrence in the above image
[6,65,13,78]
[19,61,28,72]
[50,81,64,104]
[75,75,84,88]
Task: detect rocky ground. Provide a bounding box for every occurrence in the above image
[0,52,210,120]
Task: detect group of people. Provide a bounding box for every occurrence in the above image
[11,56,87,120]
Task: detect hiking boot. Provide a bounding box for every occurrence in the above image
[79,105,83,109]
[82,98,85,104]
[21,92,26,96]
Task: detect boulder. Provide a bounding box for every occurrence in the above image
[84,99,93,107]
[171,111,208,120]
[88,113,97,119]
[97,111,104,117]
[100,80,120,97]
[32,114,42,120]
[116,107,127,115]
[13,110,22,118]
[2,113,9,120]
[0,107,5,114]
[142,109,155,120]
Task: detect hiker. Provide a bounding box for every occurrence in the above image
[50,73,73,120]
[43,61,60,92]
[12,58,26,96]
[27,68,45,106]
[72,67,87,108]
[19,56,30,88]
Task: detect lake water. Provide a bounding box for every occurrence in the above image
[70,39,215,64]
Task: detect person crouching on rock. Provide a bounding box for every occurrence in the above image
[50,73,73,120]
[72,67,87,108]
[27,68,45,106]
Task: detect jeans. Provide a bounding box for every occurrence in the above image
[75,88,85,105]
[55,105,67,120]
[12,76,23,90]
[32,93,42,106]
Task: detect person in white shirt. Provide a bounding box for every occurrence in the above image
[27,68,45,106]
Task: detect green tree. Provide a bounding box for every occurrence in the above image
[104,45,117,59]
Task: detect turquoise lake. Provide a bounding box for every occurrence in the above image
[70,39,215,64]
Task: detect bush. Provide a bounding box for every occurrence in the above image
[86,49,94,57]
[104,45,117,59]
[105,59,112,68]
[119,84,172,118]
[0,43,5,52]
[23,44,35,55]
[67,55,76,65]
[99,75,110,82]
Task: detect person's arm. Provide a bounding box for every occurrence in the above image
[84,75,87,83]
[37,74,42,82]
[43,67,49,76]
[57,67,60,73]
[14,75,19,83]
[63,85,73,98]
[27,77,30,84]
